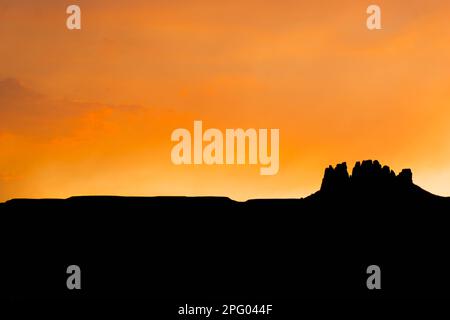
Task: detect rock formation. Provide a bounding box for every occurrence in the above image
[320,160,414,197]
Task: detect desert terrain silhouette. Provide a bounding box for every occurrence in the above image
[2,160,449,300]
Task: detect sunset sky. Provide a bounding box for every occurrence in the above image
[1,0,450,201]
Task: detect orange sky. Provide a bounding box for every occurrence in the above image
[1,0,450,201]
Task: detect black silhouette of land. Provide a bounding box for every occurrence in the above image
[2,160,450,302]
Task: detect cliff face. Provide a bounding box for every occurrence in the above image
[320,160,414,196]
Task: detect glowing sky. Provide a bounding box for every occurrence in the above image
[1,0,450,201]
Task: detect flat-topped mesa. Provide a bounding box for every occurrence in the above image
[320,160,413,195]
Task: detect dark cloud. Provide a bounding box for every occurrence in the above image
[0,78,41,100]
[0,78,68,134]
[0,78,144,135]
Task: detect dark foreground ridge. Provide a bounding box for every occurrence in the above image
[1,160,450,301]
[1,159,445,206]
